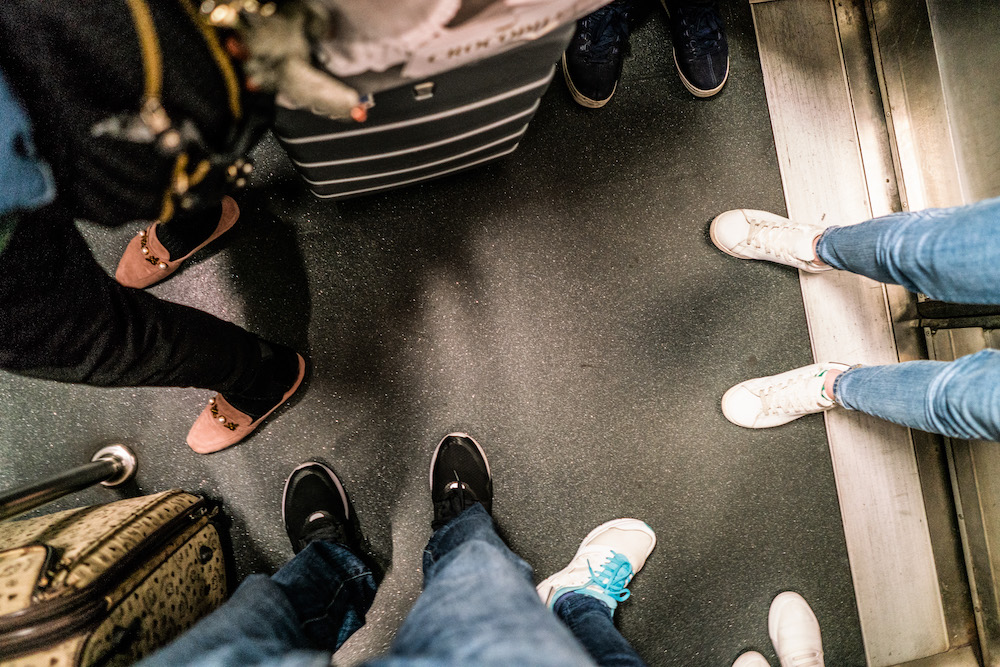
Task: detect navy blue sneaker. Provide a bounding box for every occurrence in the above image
[663,1,729,98]
[562,0,634,108]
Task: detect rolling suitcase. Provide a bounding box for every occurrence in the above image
[0,449,227,666]
[273,1,606,200]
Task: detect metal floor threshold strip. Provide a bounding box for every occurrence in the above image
[751,0,978,664]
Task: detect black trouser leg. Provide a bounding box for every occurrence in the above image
[0,202,259,392]
[156,200,225,257]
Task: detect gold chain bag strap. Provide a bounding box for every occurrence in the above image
[92,0,260,223]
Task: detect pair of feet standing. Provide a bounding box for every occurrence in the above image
[285,432,825,665]
[564,0,729,108]
[286,433,656,643]
[114,197,306,454]
[709,208,854,430]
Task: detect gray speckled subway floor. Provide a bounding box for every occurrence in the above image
[0,4,866,666]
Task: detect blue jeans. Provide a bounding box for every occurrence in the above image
[832,350,1000,442]
[814,196,1000,441]
[141,539,378,667]
[142,505,645,667]
[815,195,1000,305]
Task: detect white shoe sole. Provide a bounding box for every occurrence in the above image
[561,53,616,109]
[673,48,729,98]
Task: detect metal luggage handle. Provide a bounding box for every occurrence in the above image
[0,445,138,522]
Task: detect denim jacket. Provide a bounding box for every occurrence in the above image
[0,66,55,253]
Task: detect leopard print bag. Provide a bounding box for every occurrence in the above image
[0,490,227,666]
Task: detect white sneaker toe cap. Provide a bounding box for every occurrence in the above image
[721,382,767,428]
[710,209,753,256]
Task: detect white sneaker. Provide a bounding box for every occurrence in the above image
[722,363,849,429]
[710,209,831,273]
[733,651,771,667]
[769,592,824,667]
[536,519,656,611]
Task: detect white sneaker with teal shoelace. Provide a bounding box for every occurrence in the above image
[722,363,850,429]
[710,209,831,273]
[536,518,656,611]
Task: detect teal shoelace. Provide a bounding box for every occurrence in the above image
[587,551,634,602]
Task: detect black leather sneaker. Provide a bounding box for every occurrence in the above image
[282,461,358,554]
[663,0,729,98]
[562,0,635,108]
[430,433,493,530]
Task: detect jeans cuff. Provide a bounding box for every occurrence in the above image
[813,225,842,269]
[423,504,494,570]
[554,591,614,621]
[830,363,864,403]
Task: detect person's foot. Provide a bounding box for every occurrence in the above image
[282,461,361,554]
[663,1,729,97]
[536,519,655,612]
[115,196,240,289]
[187,342,306,454]
[769,592,824,667]
[430,432,493,530]
[562,0,634,108]
[710,209,831,272]
[733,652,770,667]
[722,362,849,429]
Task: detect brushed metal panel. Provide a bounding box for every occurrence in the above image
[929,326,1000,665]
[833,0,977,653]
[894,645,981,667]
[868,0,963,210]
[752,1,949,663]
[925,0,1000,202]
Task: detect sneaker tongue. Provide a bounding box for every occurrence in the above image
[752,222,816,264]
[300,513,345,546]
[585,6,630,62]
[679,7,723,55]
[431,484,482,530]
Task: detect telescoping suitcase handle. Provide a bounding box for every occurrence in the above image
[0,444,138,522]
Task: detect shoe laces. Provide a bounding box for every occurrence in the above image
[673,5,724,57]
[300,511,347,546]
[585,551,634,602]
[576,1,632,64]
[745,218,812,265]
[759,372,830,417]
[432,478,481,529]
